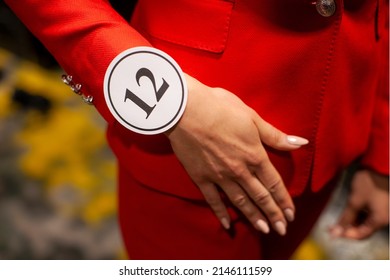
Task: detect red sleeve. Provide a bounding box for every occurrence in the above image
[4,0,152,123]
[360,0,389,175]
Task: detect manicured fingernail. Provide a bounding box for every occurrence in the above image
[330,225,343,238]
[221,218,230,230]
[287,135,309,146]
[274,221,286,236]
[256,220,270,234]
[284,208,295,222]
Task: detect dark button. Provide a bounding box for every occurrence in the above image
[316,0,336,17]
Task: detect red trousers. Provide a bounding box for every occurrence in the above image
[118,165,336,260]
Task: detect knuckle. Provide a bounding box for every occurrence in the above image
[232,195,248,208]
[252,191,271,206]
[266,178,282,193]
[229,163,247,179]
[247,153,264,167]
[270,129,284,146]
[190,169,208,184]
[213,170,225,183]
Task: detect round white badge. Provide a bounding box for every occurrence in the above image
[104,47,188,135]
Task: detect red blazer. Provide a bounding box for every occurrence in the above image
[5,0,389,199]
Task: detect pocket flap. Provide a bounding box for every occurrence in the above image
[132,0,234,53]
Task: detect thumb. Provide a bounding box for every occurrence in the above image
[252,113,309,151]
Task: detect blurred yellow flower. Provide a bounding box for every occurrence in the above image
[0,48,119,227]
[82,192,117,225]
[291,238,327,260]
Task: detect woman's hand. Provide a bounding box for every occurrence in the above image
[166,75,308,235]
[330,169,389,239]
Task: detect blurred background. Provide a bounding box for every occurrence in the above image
[0,1,388,260]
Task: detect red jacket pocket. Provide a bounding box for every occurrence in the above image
[131,0,234,53]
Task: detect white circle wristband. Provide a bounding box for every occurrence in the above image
[104,47,188,135]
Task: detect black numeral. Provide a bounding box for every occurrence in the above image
[124,68,169,119]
